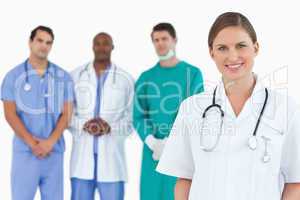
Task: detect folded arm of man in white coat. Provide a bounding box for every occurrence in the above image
[68,82,134,141]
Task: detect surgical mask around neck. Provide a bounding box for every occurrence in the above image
[158,49,175,61]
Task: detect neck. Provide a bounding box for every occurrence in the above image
[223,73,256,99]
[159,56,179,67]
[28,55,48,69]
[93,60,110,76]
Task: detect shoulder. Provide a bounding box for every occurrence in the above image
[136,65,157,83]
[180,61,202,74]
[50,62,73,82]
[179,88,213,115]
[142,64,158,75]
[262,88,300,133]
[115,65,134,82]
[114,65,135,89]
[3,62,25,79]
[267,88,298,113]
[1,63,25,94]
[70,63,89,79]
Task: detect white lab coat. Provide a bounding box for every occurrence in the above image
[68,62,134,182]
[157,77,300,200]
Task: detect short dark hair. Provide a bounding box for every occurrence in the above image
[93,32,113,44]
[151,23,177,39]
[30,26,54,41]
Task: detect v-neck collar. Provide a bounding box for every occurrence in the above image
[27,60,54,79]
[215,74,266,122]
[86,61,113,85]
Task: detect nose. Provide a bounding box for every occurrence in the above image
[155,39,164,46]
[227,49,240,62]
[41,42,49,50]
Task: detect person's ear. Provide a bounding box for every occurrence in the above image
[254,42,259,56]
[209,47,214,59]
[28,39,33,49]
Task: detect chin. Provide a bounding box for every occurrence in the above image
[37,54,48,60]
[158,50,168,56]
[222,63,250,79]
[96,57,109,62]
[223,72,252,83]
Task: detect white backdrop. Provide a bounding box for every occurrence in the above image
[0,0,299,199]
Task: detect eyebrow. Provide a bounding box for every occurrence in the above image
[153,36,169,41]
[215,41,247,46]
[36,37,51,41]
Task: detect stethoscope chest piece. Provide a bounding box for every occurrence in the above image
[248,136,257,150]
[24,83,31,91]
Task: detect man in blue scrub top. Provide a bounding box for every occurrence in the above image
[1,26,74,200]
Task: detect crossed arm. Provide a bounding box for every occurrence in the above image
[3,101,73,158]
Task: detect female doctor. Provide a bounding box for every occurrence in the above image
[157,12,300,200]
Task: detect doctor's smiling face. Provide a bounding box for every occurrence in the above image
[209,13,259,83]
[29,29,53,60]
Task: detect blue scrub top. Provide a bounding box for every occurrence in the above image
[93,65,110,154]
[1,60,74,153]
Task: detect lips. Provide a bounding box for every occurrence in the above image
[158,49,167,55]
[225,63,244,69]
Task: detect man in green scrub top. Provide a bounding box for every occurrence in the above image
[133,23,204,200]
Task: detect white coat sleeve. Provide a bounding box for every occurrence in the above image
[280,105,300,183]
[156,100,195,179]
[67,69,89,136]
[68,109,89,136]
[109,76,135,140]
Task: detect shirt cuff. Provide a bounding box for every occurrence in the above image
[156,165,193,180]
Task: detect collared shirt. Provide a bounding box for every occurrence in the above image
[93,65,111,154]
[1,60,74,153]
[157,76,300,200]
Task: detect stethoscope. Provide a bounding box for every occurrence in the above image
[23,59,52,92]
[78,62,117,84]
[23,59,54,113]
[200,86,270,163]
[23,59,33,91]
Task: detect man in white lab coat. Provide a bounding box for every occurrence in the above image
[69,32,134,200]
